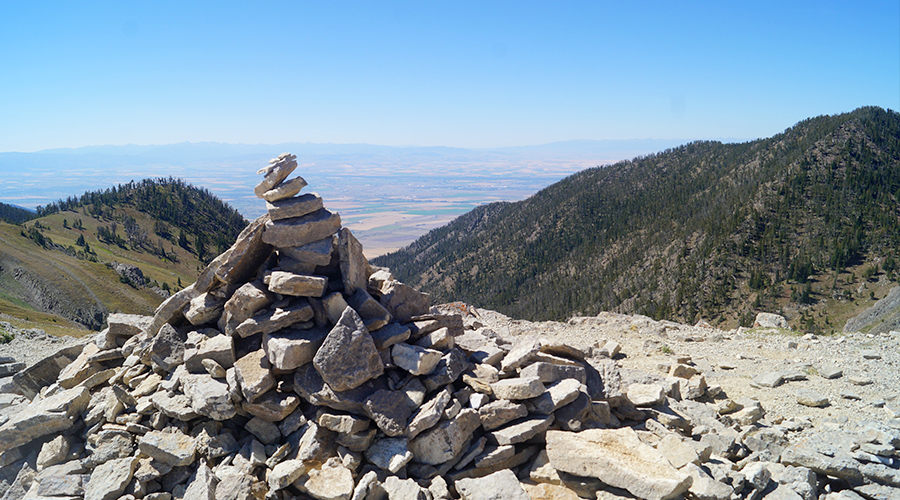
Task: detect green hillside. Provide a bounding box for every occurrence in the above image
[0,178,248,334]
[373,107,900,332]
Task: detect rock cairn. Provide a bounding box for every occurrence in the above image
[0,154,897,500]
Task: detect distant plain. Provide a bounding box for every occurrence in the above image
[0,140,690,256]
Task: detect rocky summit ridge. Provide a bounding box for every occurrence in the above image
[0,153,896,500]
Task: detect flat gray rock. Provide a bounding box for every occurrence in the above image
[149,324,187,373]
[370,322,412,350]
[409,409,481,465]
[493,414,555,446]
[264,326,327,371]
[211,213,274,286]
[255,152,297,197]
[491,376,545,400]
[796,390,829,408]
[0,386,90,454]
[817,364,843,379]
[347,288,393,332]
[520,362,587,384]
[181,373,236,420]
[366,437,414,473]
[528,378,583,415]
[751,371,785,388]
[423,348,470,392]
[479,399,528,431]
[293,362,388,413]
[234,300,315,338]
[106,313,152,338]
[408,389,452,439]
[316,410,369,434]
[280,235,335,267]
[626,383,666,407]
[364,389,412,437]
[219,281,274,334]
[392,342,443,376]
[378,279,431,324]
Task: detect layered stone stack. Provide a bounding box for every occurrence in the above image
[0,154,897,500]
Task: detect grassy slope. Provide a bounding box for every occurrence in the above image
[0,206,209,335]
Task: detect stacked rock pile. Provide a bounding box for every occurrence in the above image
[0,153,897,500]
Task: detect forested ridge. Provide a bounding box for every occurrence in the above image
[34,177,247,263]
[373,107,900,330]
[0,202,35,225]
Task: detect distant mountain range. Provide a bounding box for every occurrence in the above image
[20,138,698,160]
[373,107,900,333]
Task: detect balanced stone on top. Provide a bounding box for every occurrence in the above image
[255,153,298,198]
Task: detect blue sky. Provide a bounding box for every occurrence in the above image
[1,1,897,152]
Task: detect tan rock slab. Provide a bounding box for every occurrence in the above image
[523,483,581,500]
[266,271,328,297]
[234,349,276,403]
[268,459,309,491]
[490,376,545,400]
[409,409,480,465]
[242,390,301,422]
[546,428,692,500]
[0,386,90,453]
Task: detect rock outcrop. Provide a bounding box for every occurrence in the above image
[0,154,897,500]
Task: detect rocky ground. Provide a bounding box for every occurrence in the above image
[0,306,896,500]
[0,322,90,367]
[473,308,900,427]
